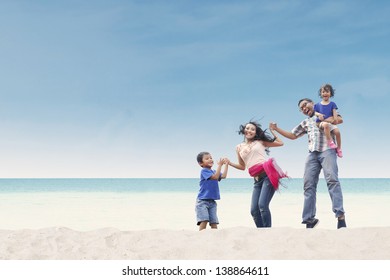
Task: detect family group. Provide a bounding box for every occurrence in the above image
[195,84,346,230]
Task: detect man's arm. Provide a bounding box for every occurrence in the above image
[325,114,343,125]
[335,114,343,124]
[269,122,298,140]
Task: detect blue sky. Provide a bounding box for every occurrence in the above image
[1,0,389,178]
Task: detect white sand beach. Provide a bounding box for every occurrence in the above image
[1,192,389,230]
[0,226,389,260]
[1,192,389,260]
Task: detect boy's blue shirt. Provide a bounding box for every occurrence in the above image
[197,168,221,200]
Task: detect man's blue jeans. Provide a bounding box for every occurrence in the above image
[250,175,275,227]
[302,149,345,224]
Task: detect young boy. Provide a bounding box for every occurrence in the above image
[195,152,228,230]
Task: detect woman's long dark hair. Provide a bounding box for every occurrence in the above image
[238,121,276,143]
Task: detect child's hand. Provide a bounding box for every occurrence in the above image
[316,113,325,121]
[217,158,224,166]
[222,158,230,165]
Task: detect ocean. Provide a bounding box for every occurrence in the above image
[1,178,389,230]
[0,178,389,194]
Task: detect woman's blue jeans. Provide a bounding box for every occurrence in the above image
[302,149,345,224]
[250,175,275,227]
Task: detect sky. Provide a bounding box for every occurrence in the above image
[1,0,389,178]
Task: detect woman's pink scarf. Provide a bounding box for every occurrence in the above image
[248,158,288,190]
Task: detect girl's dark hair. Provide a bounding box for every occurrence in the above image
[318,84,335,97]
[238,121,275,142]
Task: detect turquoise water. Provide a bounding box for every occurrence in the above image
[0,178,389,194]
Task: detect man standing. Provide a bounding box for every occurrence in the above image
[269,98,346,229]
